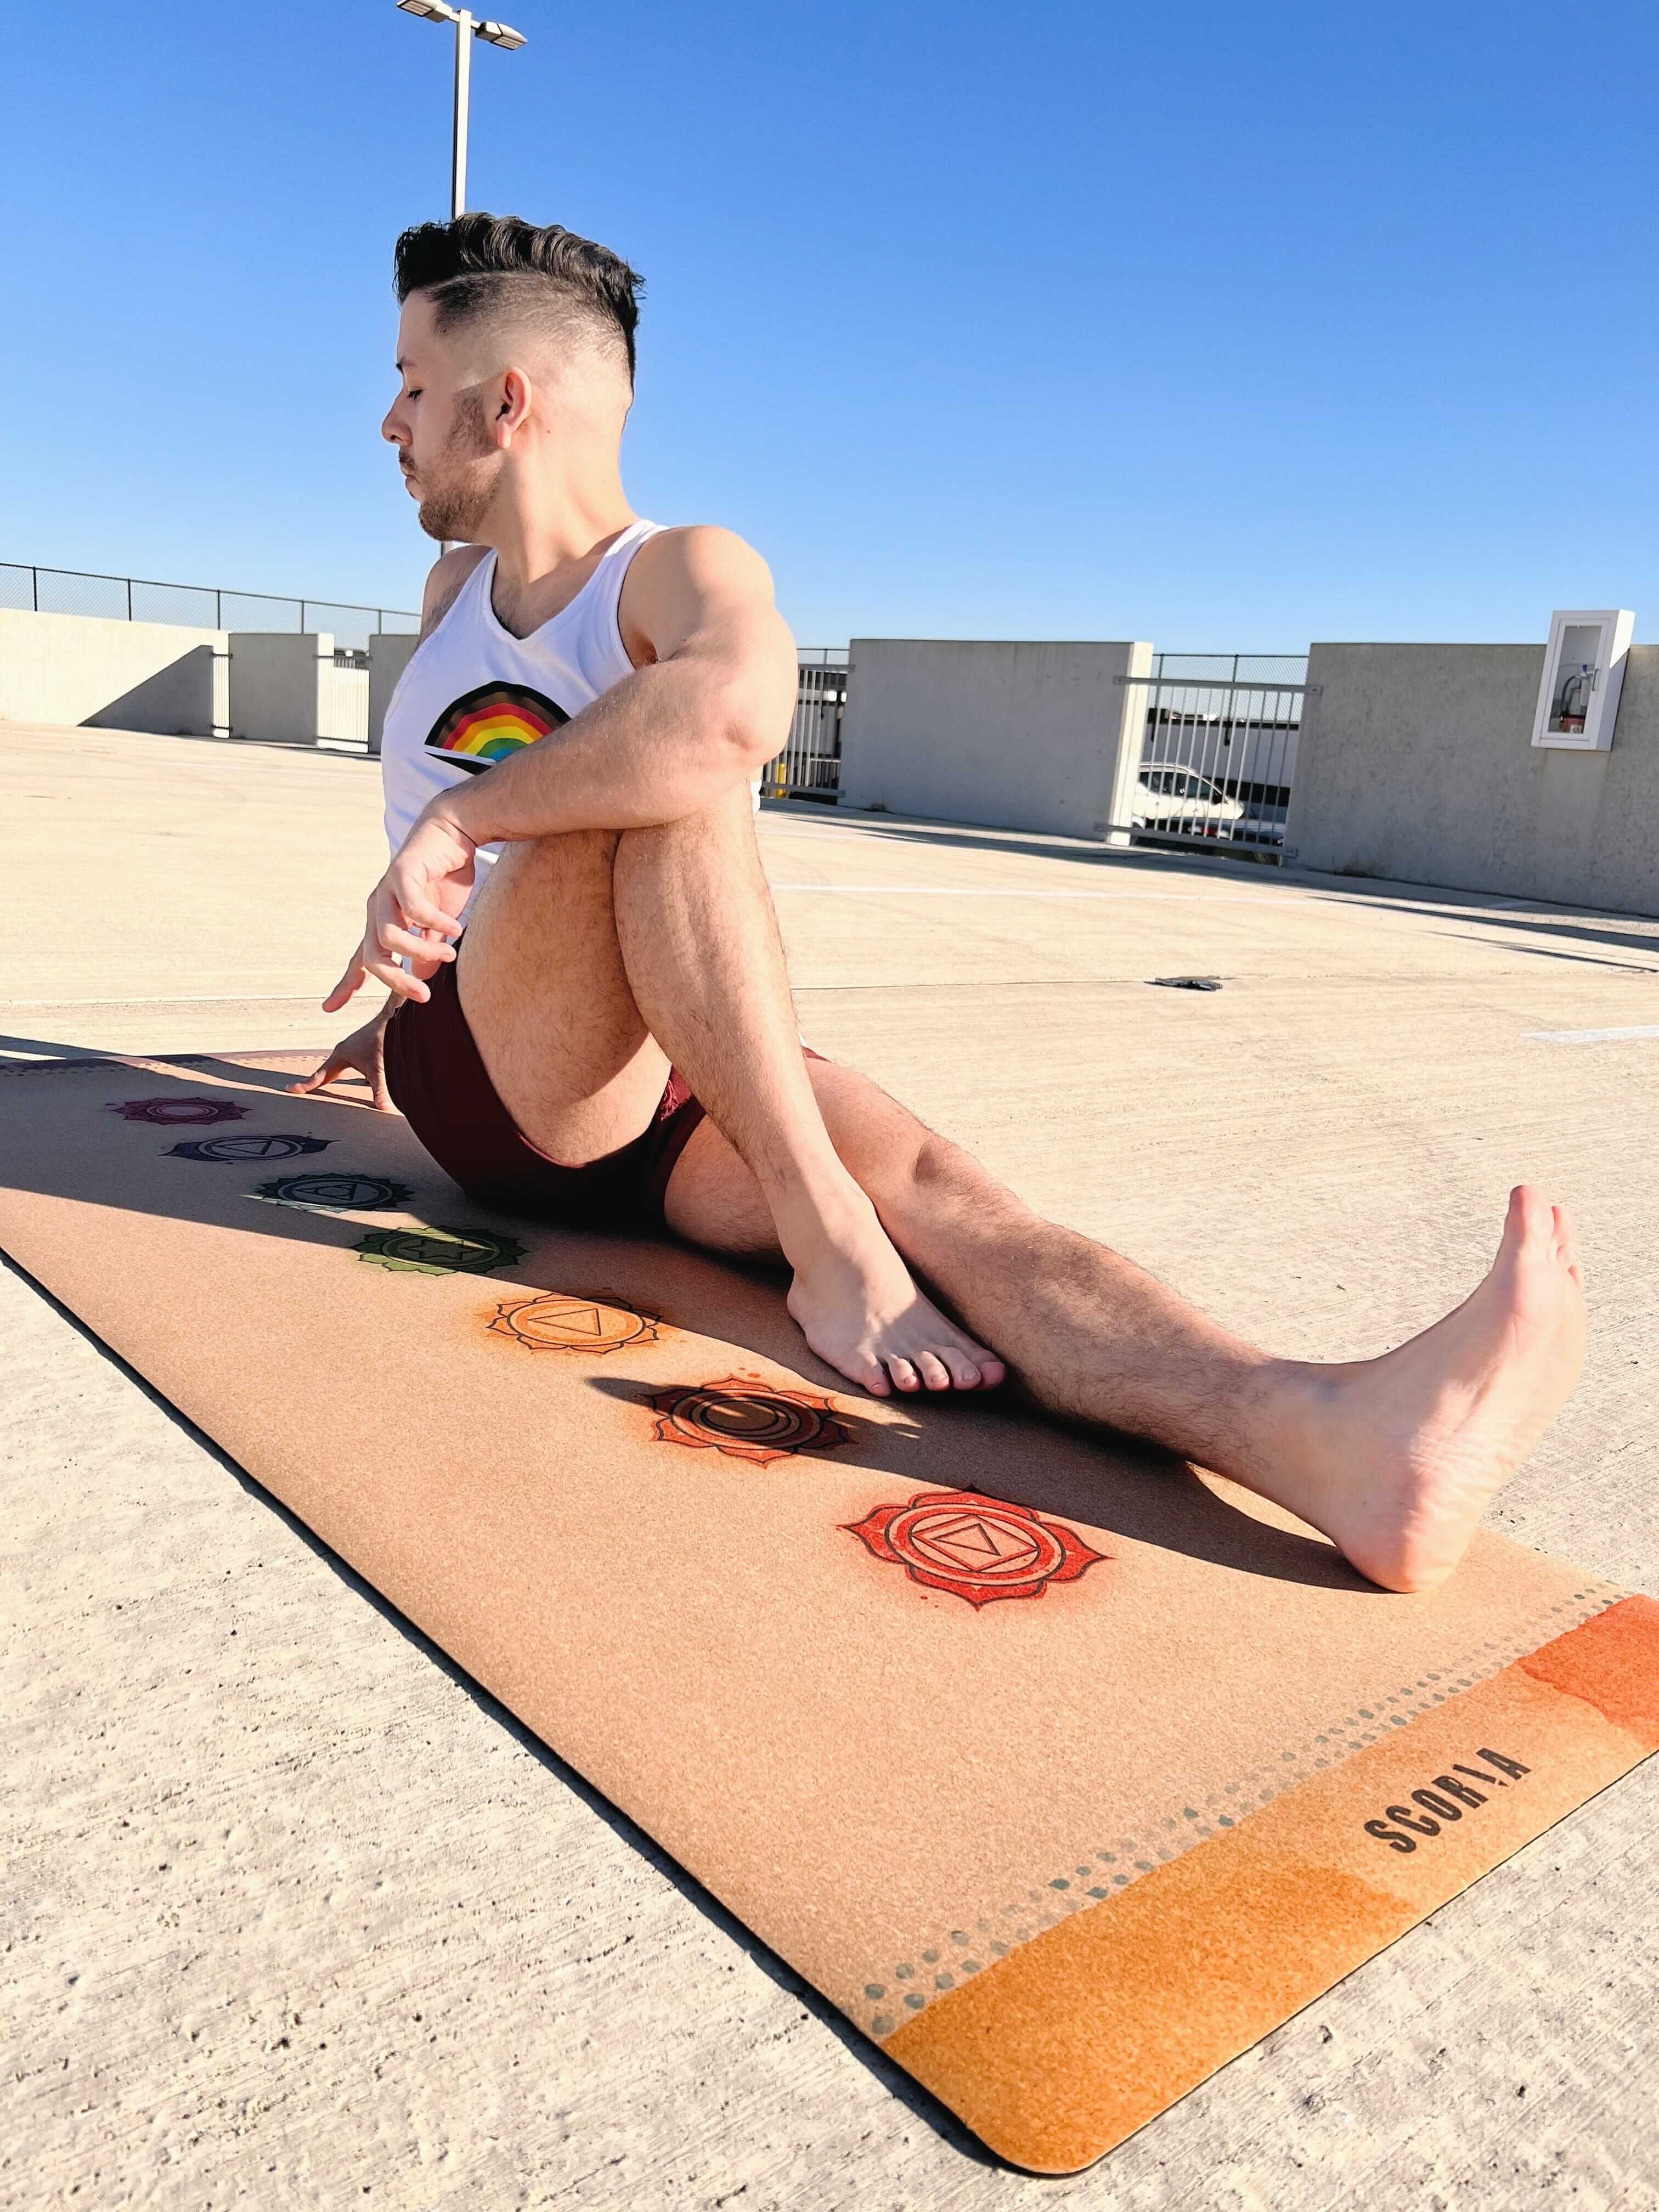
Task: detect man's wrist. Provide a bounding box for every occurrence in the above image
[422,791,484,849]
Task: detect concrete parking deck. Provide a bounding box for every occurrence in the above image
[5,721,1657,2210]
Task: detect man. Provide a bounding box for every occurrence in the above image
[297,212,1585,1596]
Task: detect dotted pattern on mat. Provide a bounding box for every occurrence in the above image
[860,1582,1625,2037]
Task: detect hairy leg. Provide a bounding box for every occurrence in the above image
[666,1064,1587,1594]
[454,793,998,1397]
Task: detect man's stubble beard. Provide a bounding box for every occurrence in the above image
[415,390,496,544]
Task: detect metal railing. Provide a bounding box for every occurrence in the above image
[1,561,419,654]
[1115,654,1310,860]
[765,647,848,801]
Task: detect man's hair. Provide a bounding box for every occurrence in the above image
[393,213,644,384]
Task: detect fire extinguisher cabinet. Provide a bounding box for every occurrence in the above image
[1530,609,1634,752]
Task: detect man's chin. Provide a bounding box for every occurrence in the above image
[416,500,464,543]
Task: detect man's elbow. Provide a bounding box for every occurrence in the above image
[710,667,795,777]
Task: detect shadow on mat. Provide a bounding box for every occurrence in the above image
[0,1246,1000,2170]
[0,1044,1364,1593]
[3,1035,1380,1593]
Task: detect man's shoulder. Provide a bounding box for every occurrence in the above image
[630,522,767,574]
[623,524,775,608]
[618,526,778,666]
[419,545,490,640]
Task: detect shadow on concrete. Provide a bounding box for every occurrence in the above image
[1425,930,1659,973]
[769,806,1659,965]
[778,808,1271,882]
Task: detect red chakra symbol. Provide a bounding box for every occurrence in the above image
[107,1097,251,1125]
[843,1488,1107,1608]
[645,1376,850,1466]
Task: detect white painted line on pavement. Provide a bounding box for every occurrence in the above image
[1527,1024,1659,1043]
[767,884,1295,902]
[2,994,328,1008]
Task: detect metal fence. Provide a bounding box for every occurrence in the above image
[321,651,372,749]
[764,648,848,801]
[1,561,419,654]
[1115,653,1310,859]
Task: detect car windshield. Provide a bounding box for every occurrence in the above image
[1139,770,1224,802]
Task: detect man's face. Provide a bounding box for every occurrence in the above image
[381,294,498,543]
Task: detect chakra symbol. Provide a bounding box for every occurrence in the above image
[167,1133,332,1162]
[489,1293,661,1355]
[353,1225,528,1278]
[108,1097,251,1125]
[254,1172,414,1210]
[645,1376,850,1465]
[842,1488,1108,1608]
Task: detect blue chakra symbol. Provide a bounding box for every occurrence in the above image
[167,1133,333,1163]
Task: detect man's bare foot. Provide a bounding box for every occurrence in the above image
[1280,1187,1585,1592]
[778,1186,1007,1398]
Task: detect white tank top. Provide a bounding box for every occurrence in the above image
[379,518,664,915]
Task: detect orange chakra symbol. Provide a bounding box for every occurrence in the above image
[843,1488,1108,1607]
[489,1293,661,1356]
[645,1376,850,1466]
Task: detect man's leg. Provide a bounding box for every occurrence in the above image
[455,787,1001,1397]
[664,1063,1587,1596]
[456,789,1584,1593]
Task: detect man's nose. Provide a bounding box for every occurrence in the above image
[381,408,403,444]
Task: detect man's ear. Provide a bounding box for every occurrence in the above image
[496,367,533,448]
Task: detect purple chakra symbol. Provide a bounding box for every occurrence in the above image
[108,1098,251,1126]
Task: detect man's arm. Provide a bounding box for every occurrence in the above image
[438,525,795,845]
[322,526,798,1013]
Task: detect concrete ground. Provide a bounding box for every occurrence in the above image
[4,719,1657,2210]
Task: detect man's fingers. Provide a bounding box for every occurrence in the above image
[322,957,366,1015]
[377,923,456,966]
[396,895,464,938]
[364,956,430,1004]
[286,1058,341,1096]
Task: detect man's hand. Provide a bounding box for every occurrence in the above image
[324,805,475,1015]
[289,1002,398,1113]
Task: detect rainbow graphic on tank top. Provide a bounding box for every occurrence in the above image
[422,681,570,774]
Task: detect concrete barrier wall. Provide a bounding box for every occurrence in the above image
[838,639,1153,839]
[227,633,334,746]
[0,608,229,735]
[368,631,421,757]
[1289,642,1659,913]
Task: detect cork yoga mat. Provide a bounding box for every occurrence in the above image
[3,1049,1656,2175]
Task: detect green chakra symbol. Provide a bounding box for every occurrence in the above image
[352,1224,528,1278]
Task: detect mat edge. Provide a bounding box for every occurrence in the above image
[879,1594,1659,2175]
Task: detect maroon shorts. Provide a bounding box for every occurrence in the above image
[383,943,709,1237]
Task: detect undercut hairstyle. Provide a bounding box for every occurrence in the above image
[393,213,644,385]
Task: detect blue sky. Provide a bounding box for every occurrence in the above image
[4,1,1655,649]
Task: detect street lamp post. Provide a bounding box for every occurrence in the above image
[395,1,527,218]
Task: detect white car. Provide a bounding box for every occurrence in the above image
[1132,767,1247,834]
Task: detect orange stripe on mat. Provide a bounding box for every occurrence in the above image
[883,1595,1659,2175]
